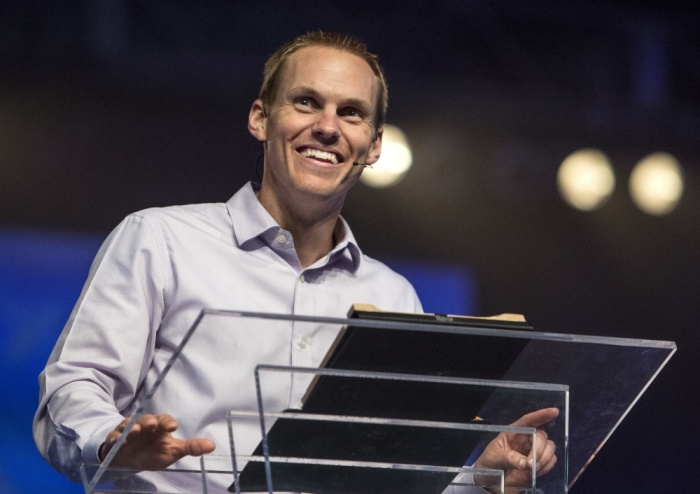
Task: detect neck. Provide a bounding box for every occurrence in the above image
[256,184,346,270]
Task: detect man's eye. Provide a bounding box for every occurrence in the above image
[296,98,312,107]
[341,108,362,118]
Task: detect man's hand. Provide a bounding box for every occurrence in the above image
[100,414,216,471]
[473,408,559,488]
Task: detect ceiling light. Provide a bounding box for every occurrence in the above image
[629,152,683,215]
[557,149,615,211]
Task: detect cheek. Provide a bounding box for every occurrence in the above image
[339,124,364,144]
[272,122,306,150]
[265,124,288,153]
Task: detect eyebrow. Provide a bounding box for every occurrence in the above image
[289,86,373,114]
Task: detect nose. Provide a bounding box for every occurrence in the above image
[312,109,340,143]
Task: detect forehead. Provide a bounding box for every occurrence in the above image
[278,46,378,107]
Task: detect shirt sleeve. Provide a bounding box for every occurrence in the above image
[33,213,168,481]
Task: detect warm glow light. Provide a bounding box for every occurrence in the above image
[360,124,413,188]
[557,149,615,211]
[629,152,684,215]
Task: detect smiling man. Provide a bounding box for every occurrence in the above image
[250,40,384,270]
[34,32,556,493]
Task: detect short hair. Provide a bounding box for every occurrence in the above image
[259,31,388,130]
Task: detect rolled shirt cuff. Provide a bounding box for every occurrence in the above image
[82,418,124,465]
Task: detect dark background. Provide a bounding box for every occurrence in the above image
[1,1,698,492]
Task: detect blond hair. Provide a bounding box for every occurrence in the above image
[259,31,388,130]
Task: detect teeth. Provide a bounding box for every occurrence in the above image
[301,148,338,165]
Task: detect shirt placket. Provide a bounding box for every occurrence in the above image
[289,269,315,406]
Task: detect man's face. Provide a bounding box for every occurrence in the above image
[249,46,382,203]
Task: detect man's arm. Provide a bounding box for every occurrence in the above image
[33,214,167,480]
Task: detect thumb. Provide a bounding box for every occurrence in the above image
[183,438,216,457]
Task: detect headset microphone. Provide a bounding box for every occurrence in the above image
[352,162,373,168]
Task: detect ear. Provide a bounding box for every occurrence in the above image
[364,126,384,166]
[248,99,267,142]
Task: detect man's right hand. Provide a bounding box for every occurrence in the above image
[100,414,216,471]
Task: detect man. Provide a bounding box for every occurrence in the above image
[34,32,556,492]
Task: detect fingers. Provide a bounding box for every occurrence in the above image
[153,413,179,433]
[526,429,546,465]
[101,413,214,470]
[535,443,557,476]
[103,414,180,455]
[474,408,560,488]
[121,414,179,434]
[510,407,559,429]
[502,429,557,474]
[534,431,557,474]
[103,417,136,456]
[521,430,556,478]
[131,413,177,433]
[102,416,140,458]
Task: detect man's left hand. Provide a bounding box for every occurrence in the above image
[473,407,559,488]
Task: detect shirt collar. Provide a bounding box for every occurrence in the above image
[226,182,362,273]
[330,216,362,273]
[226,182,279,245]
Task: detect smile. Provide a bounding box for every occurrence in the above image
[298,147,344,165]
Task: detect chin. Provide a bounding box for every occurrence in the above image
[279,162,361,200]
[294,176,353,199]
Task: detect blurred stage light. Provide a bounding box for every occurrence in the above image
[629,152,684,215]
[360,124,412,188]
[557,149,615,211]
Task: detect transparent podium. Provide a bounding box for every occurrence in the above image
[80,310,676,494]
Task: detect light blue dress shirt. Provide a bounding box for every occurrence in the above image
[34,182,422,492]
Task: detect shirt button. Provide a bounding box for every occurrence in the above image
[300,339,307,349]
[275,234,287,244]
[299,274,305,283]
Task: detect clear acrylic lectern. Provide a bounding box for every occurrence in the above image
[79,310,675,494]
